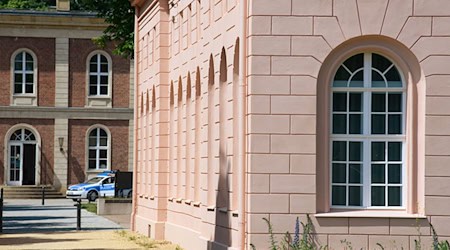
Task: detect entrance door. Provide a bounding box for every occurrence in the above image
[8,144,22,186]
[22,144,36,185]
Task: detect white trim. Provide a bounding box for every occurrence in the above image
[10,48,38,106]
[4,124,41,186]
[85,50,113,108]
[85,124,111,172]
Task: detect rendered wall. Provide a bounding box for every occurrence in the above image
[246,0,450,249]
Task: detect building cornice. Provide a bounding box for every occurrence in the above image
[0,106,133,120]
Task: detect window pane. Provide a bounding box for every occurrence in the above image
[332,141,346,161]
[344,53,364,72]
[15,53,22,63]
[372,93,386,112]
[349,164,362,184]
[333,114,347,134]
[349,114,362,134]
[388,93,402,112]
[25,74,33,83]
[371,114,386,134]
[349,186,361,206]
[15,62,22,70]
[89,138,96,146]
[90,56,97,64]
[371,142,385,161]
[100,138,107,146]
[89,150,96,158]
[88,160,96,169]
[90,63,97,72]
[89,86,97,95]
[90,129,98,137]
[349,142,362,161]
[372,70,386,88]
[332,186,346,206]
[99,129,107,137]
[89,75,97,85]
[14,83,22,94]
[100,75,108,85]
[388,114,402,134]
[15,74,23,83]
[99,160,107,169]
[388,164,401,184]
[333,92,347,112]
[371,186,385,206]
[388,187,401,206]
[372,54,392,73]
[25,53,32,61]
[386,67,402,87]
[332,163,346,183]
[25,84,33,94]
[349,70,363,87]
[26,62,33,71]
[349,93,362,112]
[371,164,385,183]
[100,86,108,95]
[100,63,108,72]
[332,66,350,87]
[388,142,402,161]
[99,149,107,158]
[100,55,107,63]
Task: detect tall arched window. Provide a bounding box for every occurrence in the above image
[88,127,110,170]
[13,50,36,94]
[331,53,405,208]
[88,53,110,96]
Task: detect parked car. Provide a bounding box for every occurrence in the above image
[66,171,131,202]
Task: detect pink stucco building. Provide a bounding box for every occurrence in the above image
[130,0,450,249]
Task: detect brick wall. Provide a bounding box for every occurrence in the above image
[0,119,54,184]
[0,37,55,106]
[68,119,130,184]
[69,39,130,108]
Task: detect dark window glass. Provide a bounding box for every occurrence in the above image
[371,186,385,206]
[332,186,346,206]
[332,163,346,183]
[332,141,346,161]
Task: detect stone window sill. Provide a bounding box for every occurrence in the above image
[315,210,426,218]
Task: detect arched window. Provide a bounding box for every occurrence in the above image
[88,52,110,96]
[88,127,110,170]
[10,128,36,141]
[331,53,405,208]
[13,50,36,94]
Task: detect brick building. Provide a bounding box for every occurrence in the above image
[0,0,134,192]
[131,0,450,249]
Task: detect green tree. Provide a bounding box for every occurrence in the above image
[72,0,135,58]
[0,0,49,10]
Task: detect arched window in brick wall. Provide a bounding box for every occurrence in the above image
[87,126,111,171]
[12,49,37,95]
[87,51,112,97]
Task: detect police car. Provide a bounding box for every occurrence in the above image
[66,171,116,202]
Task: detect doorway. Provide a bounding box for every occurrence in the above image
[7,128,38,186]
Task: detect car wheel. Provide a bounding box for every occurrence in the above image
[126,190,132,198]
[87,190,98,202]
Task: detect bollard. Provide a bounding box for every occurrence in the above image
[0,188,3,234]
[41,186,45,206]
[76,199,81,230]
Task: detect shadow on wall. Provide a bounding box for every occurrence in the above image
[41,152,53,185]
[210,149,232,249]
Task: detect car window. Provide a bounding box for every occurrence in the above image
[84,177,103,184]
[103,177,115,184]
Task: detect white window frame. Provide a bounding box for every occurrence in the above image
[330,52,407,210]
[86,125,111,172]
[85,50,112,108]
[10,49,38,106]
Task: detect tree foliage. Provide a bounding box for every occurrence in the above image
[0,0,50,10]
[72,0,135,59]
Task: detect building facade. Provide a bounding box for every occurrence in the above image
[0,1,134,192]
[131,0,450,249]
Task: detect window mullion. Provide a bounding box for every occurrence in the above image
[22,53,26,94]
[97,55,101,95]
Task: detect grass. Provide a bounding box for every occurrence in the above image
[115,230,183,250]
[81,202,97,214]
